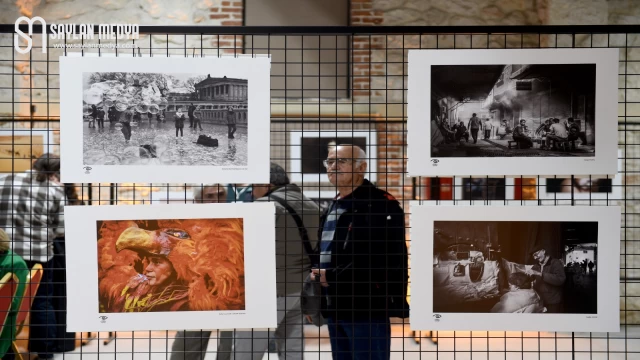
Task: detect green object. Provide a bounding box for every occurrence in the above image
[0,251,28,358]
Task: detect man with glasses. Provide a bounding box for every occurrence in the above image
[311,144,409,360]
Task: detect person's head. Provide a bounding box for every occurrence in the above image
[568,117,574,123]
[143,254,175,287]
[531,246,548,264]
[553,118,560,123]
[252,162,290,199]
[508,272,532,290]
[519,119,526,125]
[324,144,367,189]
[33,153,60,183]
[193,184,227,203]
[472,113,477,117]
[0,229,10,253]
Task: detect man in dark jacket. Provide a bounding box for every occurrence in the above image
[527,245,566,313]
[226,107,237,139]
[188,103,196,128]
[311,144,409,360]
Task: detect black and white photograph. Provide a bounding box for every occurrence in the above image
[60,55,271,183]
[408,49,618,176]
[410,204,620,332]
[540,176,621,200]
[289,131,377,184]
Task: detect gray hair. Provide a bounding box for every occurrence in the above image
[192,183,226,201]
[270,162,290,186]
[336,144,368,166]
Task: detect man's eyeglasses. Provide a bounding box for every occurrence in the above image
[323,158,354,168]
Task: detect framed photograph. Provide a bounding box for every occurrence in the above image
[408,48,619,176]
[539,176,621,200]
[64,202,277,331]
[453,177,514,204]
[539,151,623,200]
[289,131,377,184]
[60,55,271,183]
[410,204,620,332]
[0,129,57,173]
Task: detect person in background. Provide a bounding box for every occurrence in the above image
[174,111,186,138]
[566,118,588,149]
[544,118,569,150]
[171,183,231,360]
[96,106,106,129]
[230,162,321,360]
[0,153,65,360]
[467,113,482,144]
[312,144,409,360]
[120,109,134,143]
[484,117,493,140]
[526,245,566,313]
[193,108,204,131]
[513,119,533,149]
[0,229,29,360]
[188,102,196,128]
[226,107,237,139]
[490,273,544,313]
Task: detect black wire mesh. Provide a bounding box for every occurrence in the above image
[0,25,638,359]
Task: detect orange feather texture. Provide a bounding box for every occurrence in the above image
[97,218,245,312]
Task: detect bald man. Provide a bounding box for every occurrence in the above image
[311,144,409,360]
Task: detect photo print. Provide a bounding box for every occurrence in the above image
[410,204,620,332]
[0,129,57,173]
[97,218,246,314]
[64,202,277,331]
[60,55,271,183]
[408,48,619,176]
[290,131,377,184]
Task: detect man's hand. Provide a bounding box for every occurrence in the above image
[526,269,542,277]
[311,268,329,287]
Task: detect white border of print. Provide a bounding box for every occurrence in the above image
[407,48,619,176]
[289,131,377,184]
[409,203,621,332]
[0,129,57,172]
[64,202,277,332]
[60,53,271,183]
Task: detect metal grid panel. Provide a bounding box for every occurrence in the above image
[0,25,638,359]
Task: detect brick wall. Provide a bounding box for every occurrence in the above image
[210,1,244,54]
[350,0,409,203]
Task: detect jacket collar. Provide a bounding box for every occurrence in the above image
[337,178,373,201]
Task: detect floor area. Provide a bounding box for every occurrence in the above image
[14,325,640,360]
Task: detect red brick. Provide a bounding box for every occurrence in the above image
[232,13,243,19]
[209,14,230,19]
[221,1,231,5]
[222,21,242,26]
[353,78,370,83]
[353,90,370,96]
[210,7,219,12]
[221,7,242,12]
[232,1,242,5]
[352,10,374,16]
[351,2,372,9]
[352,50,370,56]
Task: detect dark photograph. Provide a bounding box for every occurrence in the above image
[82,72,248,167]
[433,220,598,314]
[431,64,596,158]
[546,178,613,194]
[300,136,368,174]
[461,178,506,200]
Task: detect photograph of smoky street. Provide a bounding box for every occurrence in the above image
[430,64,596,158]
